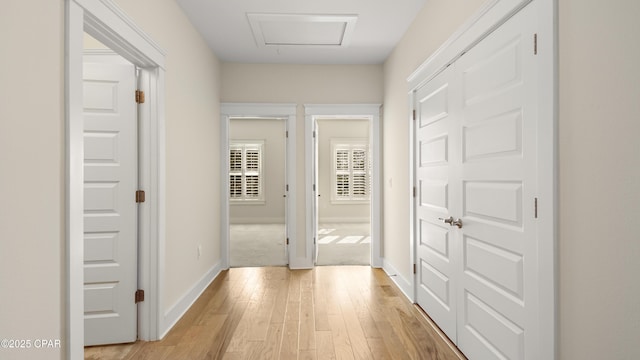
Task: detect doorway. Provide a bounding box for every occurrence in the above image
[229,118,288,267]
[220,104,297,269]
[304,104,382,268]
[315,119,371,265]
[66,1,166,357]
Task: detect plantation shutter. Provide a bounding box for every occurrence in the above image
[229,142,264,201]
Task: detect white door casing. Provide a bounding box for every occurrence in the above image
[413,2,547,359]
[83,59,138,346]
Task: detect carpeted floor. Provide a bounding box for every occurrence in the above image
[230,223,287,267]
[316,223,370,266]
[229,223,370,267]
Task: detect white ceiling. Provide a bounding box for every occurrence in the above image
[175,0,427,64]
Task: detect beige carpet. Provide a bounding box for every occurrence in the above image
[317,223,370,266]
[230,223,287,267]
[230,223,371,267]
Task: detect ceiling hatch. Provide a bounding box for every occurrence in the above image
[247,13,358,48]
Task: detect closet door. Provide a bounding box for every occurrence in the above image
[413,2,540,359]
[414,65,461,342]
[455,3,538,359]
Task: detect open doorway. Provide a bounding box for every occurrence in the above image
[220,104,297,269]
[228,118,288,267]
[304,104,382,268]
[315,119,371,265]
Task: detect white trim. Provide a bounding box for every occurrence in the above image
[407,0,557,358]
[66,0,166,357]
[382,260,414,302]
[304,104,382,268]
[408,0,533,90]
[161,262,223,339]
[220,103,297,269]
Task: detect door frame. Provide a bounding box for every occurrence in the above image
[407,0,557,358]
[304,104,383,268]
[220,103,297,269]
[66,0,166,358]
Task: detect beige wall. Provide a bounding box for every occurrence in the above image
[384,0,640,359]
[229,119,286,223]
[317,119,370,223]
[0,0,221,358]
[382,0,486,281]
[0,1,65,359]
[222,63,383,258]
[113,0,222,314]
[558,0,640,358]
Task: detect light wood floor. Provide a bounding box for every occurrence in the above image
[85,266,466,360]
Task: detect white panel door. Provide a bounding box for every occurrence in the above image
[83,59,138,346]
[414,3,539,359]
[414,65,460,342]
[455,4,537,359]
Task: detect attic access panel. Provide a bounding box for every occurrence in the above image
[247,13,358,48]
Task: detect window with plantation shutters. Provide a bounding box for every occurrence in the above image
[229,141,264,202]
[331,140,370,202]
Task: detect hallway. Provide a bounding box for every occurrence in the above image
[85,266,465,359]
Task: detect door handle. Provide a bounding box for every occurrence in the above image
[438,216,463,228]
[451,218,463,228]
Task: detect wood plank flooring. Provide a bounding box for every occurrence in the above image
[85,266,466,360]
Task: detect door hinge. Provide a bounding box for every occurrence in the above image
[413,109,416,121]
[135,90,145,104]
[286,238,289,245]
[413,186,417,198]
[135,289,145,303]
[286,184,289,192]
[286,131,289,138]
[313,184,316,192]
[136,190,146,203]
[314,237,316,245]
[534,197,538,218]
[313,131,316,138]
[534,33,538,55]
[413,264,417,274]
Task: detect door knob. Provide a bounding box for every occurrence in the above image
[451,218,463,228]
[438,216,454,225]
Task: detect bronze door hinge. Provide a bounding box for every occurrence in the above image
[135,289,145,303]
[136,190,145,203]
[135,90,145,104]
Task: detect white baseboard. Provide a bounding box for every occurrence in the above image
[160,262,222,339]
[382,259,414,302]
[289,257,313,270]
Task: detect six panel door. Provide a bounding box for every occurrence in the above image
[83,58,138,346]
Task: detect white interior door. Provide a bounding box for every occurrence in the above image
[455,4,537,359]
[414,65,460,342]
[414,3,540,359]
[83,58,138,346]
